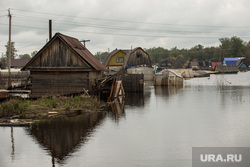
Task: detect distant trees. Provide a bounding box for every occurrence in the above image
[0,41,37,63]
[19,54,31,59]
[19,51,37,59]
[80,36,250,65]
[95,51,109,62]
[219,36,245,59]
[2,41,18,61]
[145,36,249,64]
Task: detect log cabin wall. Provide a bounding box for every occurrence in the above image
[22,33,106,98]
[30,71,89,98]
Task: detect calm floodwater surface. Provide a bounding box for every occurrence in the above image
[1,72,250,167]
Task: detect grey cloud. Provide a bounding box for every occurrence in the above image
[0,0,250,55]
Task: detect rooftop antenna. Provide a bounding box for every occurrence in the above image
[80,39,90,47]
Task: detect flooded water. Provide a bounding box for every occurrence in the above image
[1,72,250,167]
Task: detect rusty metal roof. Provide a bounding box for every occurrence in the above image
[58,33,106,71]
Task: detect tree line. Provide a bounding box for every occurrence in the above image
[0,41,37,62]
[1,36,250,65]
[95,36,250,64]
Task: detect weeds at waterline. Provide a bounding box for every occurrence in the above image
[0,95,105,118]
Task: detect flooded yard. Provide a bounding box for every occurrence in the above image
[1,72,250,167]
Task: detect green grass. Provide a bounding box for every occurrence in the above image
[0,95,105,118]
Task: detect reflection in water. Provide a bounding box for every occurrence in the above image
[218,86,249,108]
[2,74,250,167]
[11,127,15,161]
[124,92,144,107]
[26,112,106,165]
[108,98,125,121]
[154,86,183,97]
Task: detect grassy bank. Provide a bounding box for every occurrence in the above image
[0,95,106,119]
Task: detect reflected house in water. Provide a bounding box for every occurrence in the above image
[124,92,145,107]
[26,112,106,164]
[154,86,182,97]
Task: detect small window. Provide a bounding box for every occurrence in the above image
[116,57,124,63]
[136,53,142,58]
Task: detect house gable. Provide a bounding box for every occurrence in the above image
[124,47,151,68]
[24,37,90,70]
[107,50,126,66]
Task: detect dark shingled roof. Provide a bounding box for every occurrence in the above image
[11,58,31,67]
[23,33,106,71]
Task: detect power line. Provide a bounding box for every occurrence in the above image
[11,8,250,29]
[1,22,249,39]
[13,15,220,34]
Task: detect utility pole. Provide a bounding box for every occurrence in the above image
[49,20,52,40]
[80,39,90,47]
[8,8,12,88]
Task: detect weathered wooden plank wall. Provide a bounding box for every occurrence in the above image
[118,74,144,92]
[30,39,88,69]
[126,49,151,67]
[31,71,89,97]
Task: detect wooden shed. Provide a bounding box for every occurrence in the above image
[123,47,154,81]
[123,47,152,69]
[22,33,106,98]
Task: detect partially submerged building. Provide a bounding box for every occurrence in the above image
[22,33,106,98]
[236,58,250,71]
[171,56,189,69]
[123,47,154,81]
[102,49,129,74]
[215,64,239,74]
[154,69,184,86]
[103,47,154,81]
[102,49,127,67]
[158,59,172,70]
[222,57,241,65]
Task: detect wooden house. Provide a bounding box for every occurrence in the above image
[102,49,129,74]
[102,49,128,67]
[215,64,239,74]
[123,47,154,81]
[158,59,172,70]
[211,62,222,68]
[123,47,151,69]
[103,47,152,69]
[236,58,250,71]
[11,58,31,68]
[22,33,106,98]
[171,56,189,69]
[190,60,199,70]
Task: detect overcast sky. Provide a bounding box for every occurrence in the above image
[1,0,250,56]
